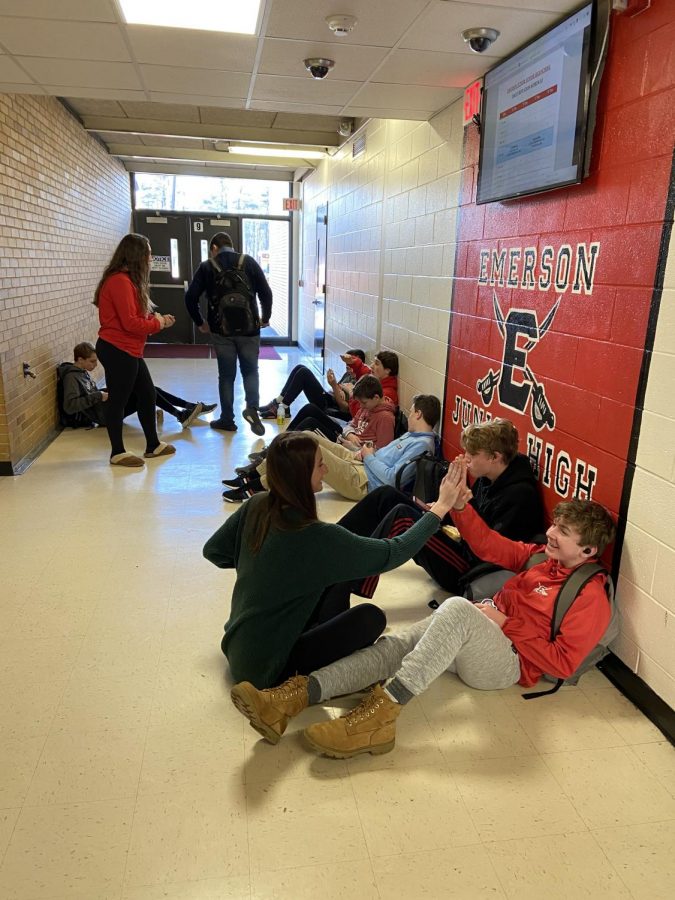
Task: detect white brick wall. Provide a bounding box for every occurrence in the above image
[616,233,675,707]
[300,104,464,405]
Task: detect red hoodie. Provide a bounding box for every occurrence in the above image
[342,402,395,449]
[345,360,399,416]
[452,504,611,687]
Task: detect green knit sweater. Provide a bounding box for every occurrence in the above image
[203,493,442,688]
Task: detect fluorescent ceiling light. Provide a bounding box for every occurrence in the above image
[227,146,327,159]
[119,0,262,34]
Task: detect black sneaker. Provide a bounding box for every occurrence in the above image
[222,475,245,489]
[200,402,218,414]
[222,487,249,503]
[248,448,267,462]
[243,407,265,436]
[211,419,237,432]
[235,461,260,476]
[177,402,203,430]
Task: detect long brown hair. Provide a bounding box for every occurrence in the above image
[93,233,154,313]
[248,432,319,553]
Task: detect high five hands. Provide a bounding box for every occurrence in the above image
[429,459,473,520]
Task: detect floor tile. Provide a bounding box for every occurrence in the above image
[246,776,368,873]
[543,746,675,828]
[123,877,251,899]
[351,764,480,857]
[485,832,630,899]
[372,846,506,899]
[510,691,627,753]
[0,737,45,807]
[24,728,145,806]
[0,799,133,900]
[629,741,675,796]
[451,755,587,842]
[584,689,666,745]
[125,783,248,887]
[592,819,675,900]
[51,674,156,734]
[0,809,20,863]
[251,859,379,900]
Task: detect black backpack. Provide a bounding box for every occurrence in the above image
[208,254,258,336]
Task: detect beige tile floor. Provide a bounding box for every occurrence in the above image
[0,350,673,900]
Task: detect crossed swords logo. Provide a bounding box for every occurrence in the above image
[476,292,559,431]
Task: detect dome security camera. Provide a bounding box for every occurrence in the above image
[304,58,335,79]
[462,27,500,53]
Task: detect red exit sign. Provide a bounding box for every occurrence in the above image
[463,79,482,126]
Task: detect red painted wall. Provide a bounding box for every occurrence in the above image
[443,2,675,525]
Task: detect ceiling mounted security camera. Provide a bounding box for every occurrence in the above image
[462,27,500,54]
[304,58,335,79]
[326,15,357,36]
[337,118,354,137]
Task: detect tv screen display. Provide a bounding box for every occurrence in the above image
[476,2,594,205]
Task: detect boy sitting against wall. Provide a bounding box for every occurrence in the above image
[57,342,215,430]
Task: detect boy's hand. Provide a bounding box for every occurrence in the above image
[101,391,109,402]
[476,603,507,628]
[340,353,357,366]
[327,369,337,386]
[344,433,362,446]
[359,445,375,460]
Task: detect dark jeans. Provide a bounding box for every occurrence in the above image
[278,583,386,680]
[96,338,159,457]
[338,485,473,595]
[288,403,344,442]
[213,335,260,424]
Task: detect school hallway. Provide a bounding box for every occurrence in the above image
[0,350,673,900]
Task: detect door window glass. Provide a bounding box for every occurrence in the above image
[243,218,290,339]
[134,174,290,216]
[170,238,180,279]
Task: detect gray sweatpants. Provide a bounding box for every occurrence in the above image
[313,596,521,700]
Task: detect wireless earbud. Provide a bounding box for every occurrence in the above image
[583,547,593,555]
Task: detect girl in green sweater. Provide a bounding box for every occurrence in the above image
[203,432,458,688]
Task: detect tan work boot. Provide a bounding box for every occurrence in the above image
[303,684,402,759]
[230,675,309,745]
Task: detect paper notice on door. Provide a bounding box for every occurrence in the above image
[151,256,171,272]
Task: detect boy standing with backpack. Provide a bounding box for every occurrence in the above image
[228,460,617,758]
[185,232,272,436]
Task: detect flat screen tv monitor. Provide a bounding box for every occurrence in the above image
[476,2,595,205]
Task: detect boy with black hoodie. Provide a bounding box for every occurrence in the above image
[338,418,544,595]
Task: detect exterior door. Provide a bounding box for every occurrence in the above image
[136,213,192,343]
[314,204,328,371]
[188,215,241,344]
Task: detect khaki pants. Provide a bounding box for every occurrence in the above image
[257,431,368,500]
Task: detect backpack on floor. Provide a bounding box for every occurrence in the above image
[518,553,618,698]
[208,254,258,336]
[56,369,92,429]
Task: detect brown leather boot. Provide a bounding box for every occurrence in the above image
[302,684,402,758]
[230,675,309,744]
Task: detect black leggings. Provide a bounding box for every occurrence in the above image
[280,365,331,408]
[155,387,192,420]
[278,583,386,680]
[96,338,159,456]
[288,402,344,441]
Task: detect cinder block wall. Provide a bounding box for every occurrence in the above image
[0,94,131,471]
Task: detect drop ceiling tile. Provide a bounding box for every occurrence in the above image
[354,82,462,112]
[272,113,339,132]
[138,135,205,149]
[140,65,250,98]
[0,56,34,83]
[401,2,560,56]
[0,1,115,20]
[250,100,343,116]
[147,93,245,110]
[127,25,258,71]
[198,107,276,127]
[0,19,130,61]
[374,48,488,88]
[119,101,201,122]
[45,87,148,101]
[265,0,430,47]
[462,0,576,10]
[96,131,145,145]
[259,38,388,80]
[344,107,429,122]
[253,74,358,106]
[0,82,44,94]
[16,58,143,90]
[65,98,127,117]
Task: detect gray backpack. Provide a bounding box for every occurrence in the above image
[462,552,618,699]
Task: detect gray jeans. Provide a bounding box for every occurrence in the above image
[313,596,521,700]
[212,334,260,423]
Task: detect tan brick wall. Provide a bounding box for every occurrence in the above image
[0,93,131,470]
